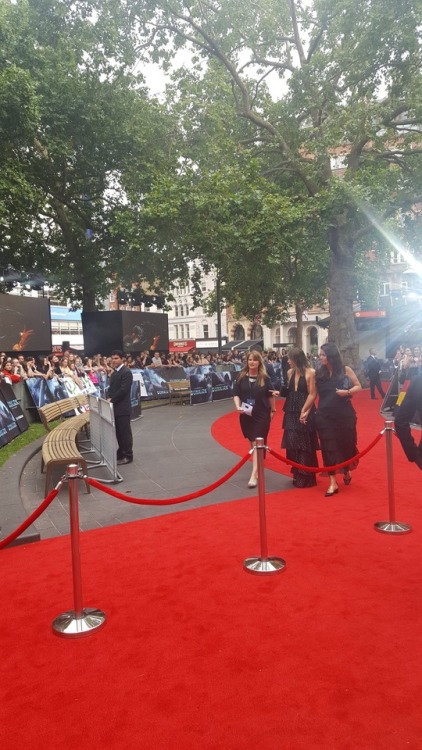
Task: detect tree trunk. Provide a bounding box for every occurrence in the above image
[82,287,97,312]
[327,224,361,371]
[294,301,304,350]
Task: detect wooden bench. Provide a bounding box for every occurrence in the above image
[38,396,91,494]
[38,395,89,432]
[167,379,191,405]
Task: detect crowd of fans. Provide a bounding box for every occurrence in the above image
[3,345,418,392]
[393,345,422,382]
[0,348,296,388]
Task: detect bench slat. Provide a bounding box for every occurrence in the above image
[39,401,91,494]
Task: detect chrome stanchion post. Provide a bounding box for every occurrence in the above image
[52,464,107,637]
[244,438,286,575]
[374,421,412,535]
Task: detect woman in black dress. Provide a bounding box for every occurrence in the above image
[303,343,361,497]
[281,348,319,488]
[233,351,276,488]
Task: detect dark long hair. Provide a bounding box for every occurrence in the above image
[317,342,345,380]
[287,347,309,376]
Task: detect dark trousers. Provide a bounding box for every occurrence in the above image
[369,374,385,399]
[115,414,133,460]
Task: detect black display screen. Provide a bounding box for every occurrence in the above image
[0,294,51,352]
[82,310,169,356]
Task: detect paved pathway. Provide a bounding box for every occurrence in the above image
[1,400,291,542]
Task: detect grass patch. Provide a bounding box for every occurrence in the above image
[0,423,48,469]
[0,399,168,469]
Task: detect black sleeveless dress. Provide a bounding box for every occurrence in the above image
[314,374,358,473]
[281,374,319,487]
[234,374,273,442]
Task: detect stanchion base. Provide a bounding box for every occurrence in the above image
[243,557,286,575]
[374,521,412,535]
[52,608,106,638]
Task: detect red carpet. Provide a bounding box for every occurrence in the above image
[1,390,422,749]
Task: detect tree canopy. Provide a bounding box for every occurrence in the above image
[0,0,180,309]
[1,0,421,361]
[127,0,422,363]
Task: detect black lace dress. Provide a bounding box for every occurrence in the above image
[281,374,319,487]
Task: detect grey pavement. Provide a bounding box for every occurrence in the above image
[1,400,291,543]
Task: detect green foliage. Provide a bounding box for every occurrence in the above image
[1,0,422,356]
[0,0,179,309]
[129,0,422,359]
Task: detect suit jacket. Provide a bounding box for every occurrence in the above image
[108,365,133,417]
[395,374,422,467]
[365,355,381,377]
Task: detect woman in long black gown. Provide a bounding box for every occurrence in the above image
[281,348,319,488]
[233,351,276,488]
[305,343,361,497]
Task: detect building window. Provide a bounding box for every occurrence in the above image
[391,250,406,264]
[186,324,190,338]
[174,325,178,338]
[309,326,318,346]
[179,305,184,317]
[203,324,209,339]
[251,324,263,340]
[201,281,207,292]
[185,304,189,316]
[233,324,245,340]
[175,306,178,317]
[275,327,281,344]
[288,327,297,345]
[380,282,390,296]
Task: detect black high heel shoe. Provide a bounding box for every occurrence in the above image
[325,487,339,497]
[343,472,352,486]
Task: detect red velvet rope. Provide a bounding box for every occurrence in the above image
[0,484,62,550]
[268,431,384,473]
[0,429,386,550]
[87,452,251,505]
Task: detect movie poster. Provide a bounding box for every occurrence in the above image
[26,377,54,408]
[132,370,148,398]
[130,380,142,420]
[0,398,19,446]
[211,370,234,401]
[46,376,70,402]
[0,381,29,434]
[140,369,171,399]
[189,370,212,405]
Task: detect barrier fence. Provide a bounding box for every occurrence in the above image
[0,422,412,637]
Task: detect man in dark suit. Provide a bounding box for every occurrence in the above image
[395,373,422,469]
[107,350,133,465]
[365,349,386,400]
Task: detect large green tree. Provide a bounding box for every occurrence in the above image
[139,65,329,347]
[129,0,422,365]
[0,0,179,309]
